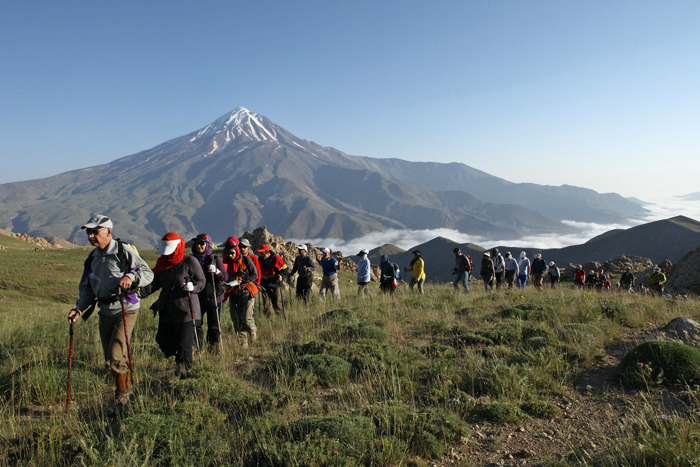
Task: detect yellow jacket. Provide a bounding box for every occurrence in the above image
[410,257,426,280]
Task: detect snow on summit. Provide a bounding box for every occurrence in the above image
[190,107,279,149]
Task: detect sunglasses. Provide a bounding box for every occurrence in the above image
[86,228,103,236]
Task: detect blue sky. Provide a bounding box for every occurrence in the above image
[2,1,699,200]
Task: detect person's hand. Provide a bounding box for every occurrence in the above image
[183,282,194,292]
[68,308,81,323]
[119,276,133,292]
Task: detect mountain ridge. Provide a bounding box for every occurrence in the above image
[0,107,647,248]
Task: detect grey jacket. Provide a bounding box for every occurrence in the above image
[76,238,154,317]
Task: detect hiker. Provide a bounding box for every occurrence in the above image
[504,252,518,289]
[619,267,634,292]
[379,254,399,294]
[316,247,341,301]
[221,237,260,347]
[480,251,495,292]
[357,249,372,297]
[596,268,611,290]
[517,251,530,288]
[492,249,505,289]
[405,250,425,294]
[586,270,598,288]
[573,265,586,288]
[190,233,228,348]
[150,233,205,379]
[452,248,472,293]
[288,244,316,303]
[648,267,666,295]
[548,261,560,288]
[256,244,288,316]
[239,238,261,284]
[68,215,153,405]
[531,253,548,289]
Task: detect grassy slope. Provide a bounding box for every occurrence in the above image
[1,234,700,466]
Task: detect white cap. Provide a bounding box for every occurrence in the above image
[322,247,330,253]
[549,261,554,266]
[298,244,307,251]
[158,238,181,256]
[483,252,490,257]
[520,251,526,259]
[358,249,369,255]
[534,253,541,259]
[81,214,113,230]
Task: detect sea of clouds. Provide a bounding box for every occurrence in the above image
[294,196,700,255]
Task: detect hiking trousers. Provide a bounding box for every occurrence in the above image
[230,296,257,346]
[99,308,138,375]
[409,277,424,294]
[319,274,340,300]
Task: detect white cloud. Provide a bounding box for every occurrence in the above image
[293,198,700,256]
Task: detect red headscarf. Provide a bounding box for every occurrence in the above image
[153,232,185,276]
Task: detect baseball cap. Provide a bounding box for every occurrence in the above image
[322,247,330,253]
[298,244,308,251]
[257,244,271,253]
[357,249,369,255]
[239,238,251,247]
[81,214,113,230]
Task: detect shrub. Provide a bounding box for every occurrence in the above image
[520,399,562,419]
[249,415,375,466]
[366,401,469,458]
[475,401,523,424]
[299,353,352,386]
[322,322,387,342]
[618,340,700,388]
[478,321,522,345]
[446,332,494,349]
[501,302,555,321]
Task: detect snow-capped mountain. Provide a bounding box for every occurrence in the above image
[0,108,646,247]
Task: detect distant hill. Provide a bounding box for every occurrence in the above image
[0,108,646,248]
[389,216,700,283]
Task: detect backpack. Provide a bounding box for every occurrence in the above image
[464,254,473,272]
[80,238,148,319]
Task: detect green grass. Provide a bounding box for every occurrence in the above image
[1,234,700,465]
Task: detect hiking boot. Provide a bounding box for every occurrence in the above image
[114,372,132,405]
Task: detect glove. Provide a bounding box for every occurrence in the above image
[183,282,194,292]
[208,264,219,274]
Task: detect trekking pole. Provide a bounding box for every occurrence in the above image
[118,293,135,387]
[65,319,74,414]
[211,271,223,352]
[186,290,203,364]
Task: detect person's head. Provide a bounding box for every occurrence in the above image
[223,236,240,260]
[589,270,595,275]
[534,253,541,259]
[626,266,631,272]
[158,232,184,258]
[549,261,555,267]
[357,249,368,258]
[412,250,421,257]
[520,251,527,259]
[322,247,330,258]
[453,247,461,256]
[380,254,388,263]
[81,214,113,249]
[257,244,272,259]
[577,264,582,270]
[298,244,308,256]
[505,251,512,259]
[191,233,212,255]
[483,251,490,258]
[654,267,661,273]
[239,238,251,254]
[492,248,499,256]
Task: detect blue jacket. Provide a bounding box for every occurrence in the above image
[357,257,371,283]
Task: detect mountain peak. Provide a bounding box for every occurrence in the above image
[189,107,279,148]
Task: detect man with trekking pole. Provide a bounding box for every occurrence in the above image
[67,215,153,407]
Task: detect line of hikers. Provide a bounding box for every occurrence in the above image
[66,214,668,409]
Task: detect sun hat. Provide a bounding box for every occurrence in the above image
[81,214,113,230]
[158,235,181,256]
[239,238,251,247]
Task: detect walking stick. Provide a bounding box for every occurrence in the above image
[65,319,74,414]
[186,290,203,364]
[118,293,135,387]
[211,271,223,352]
